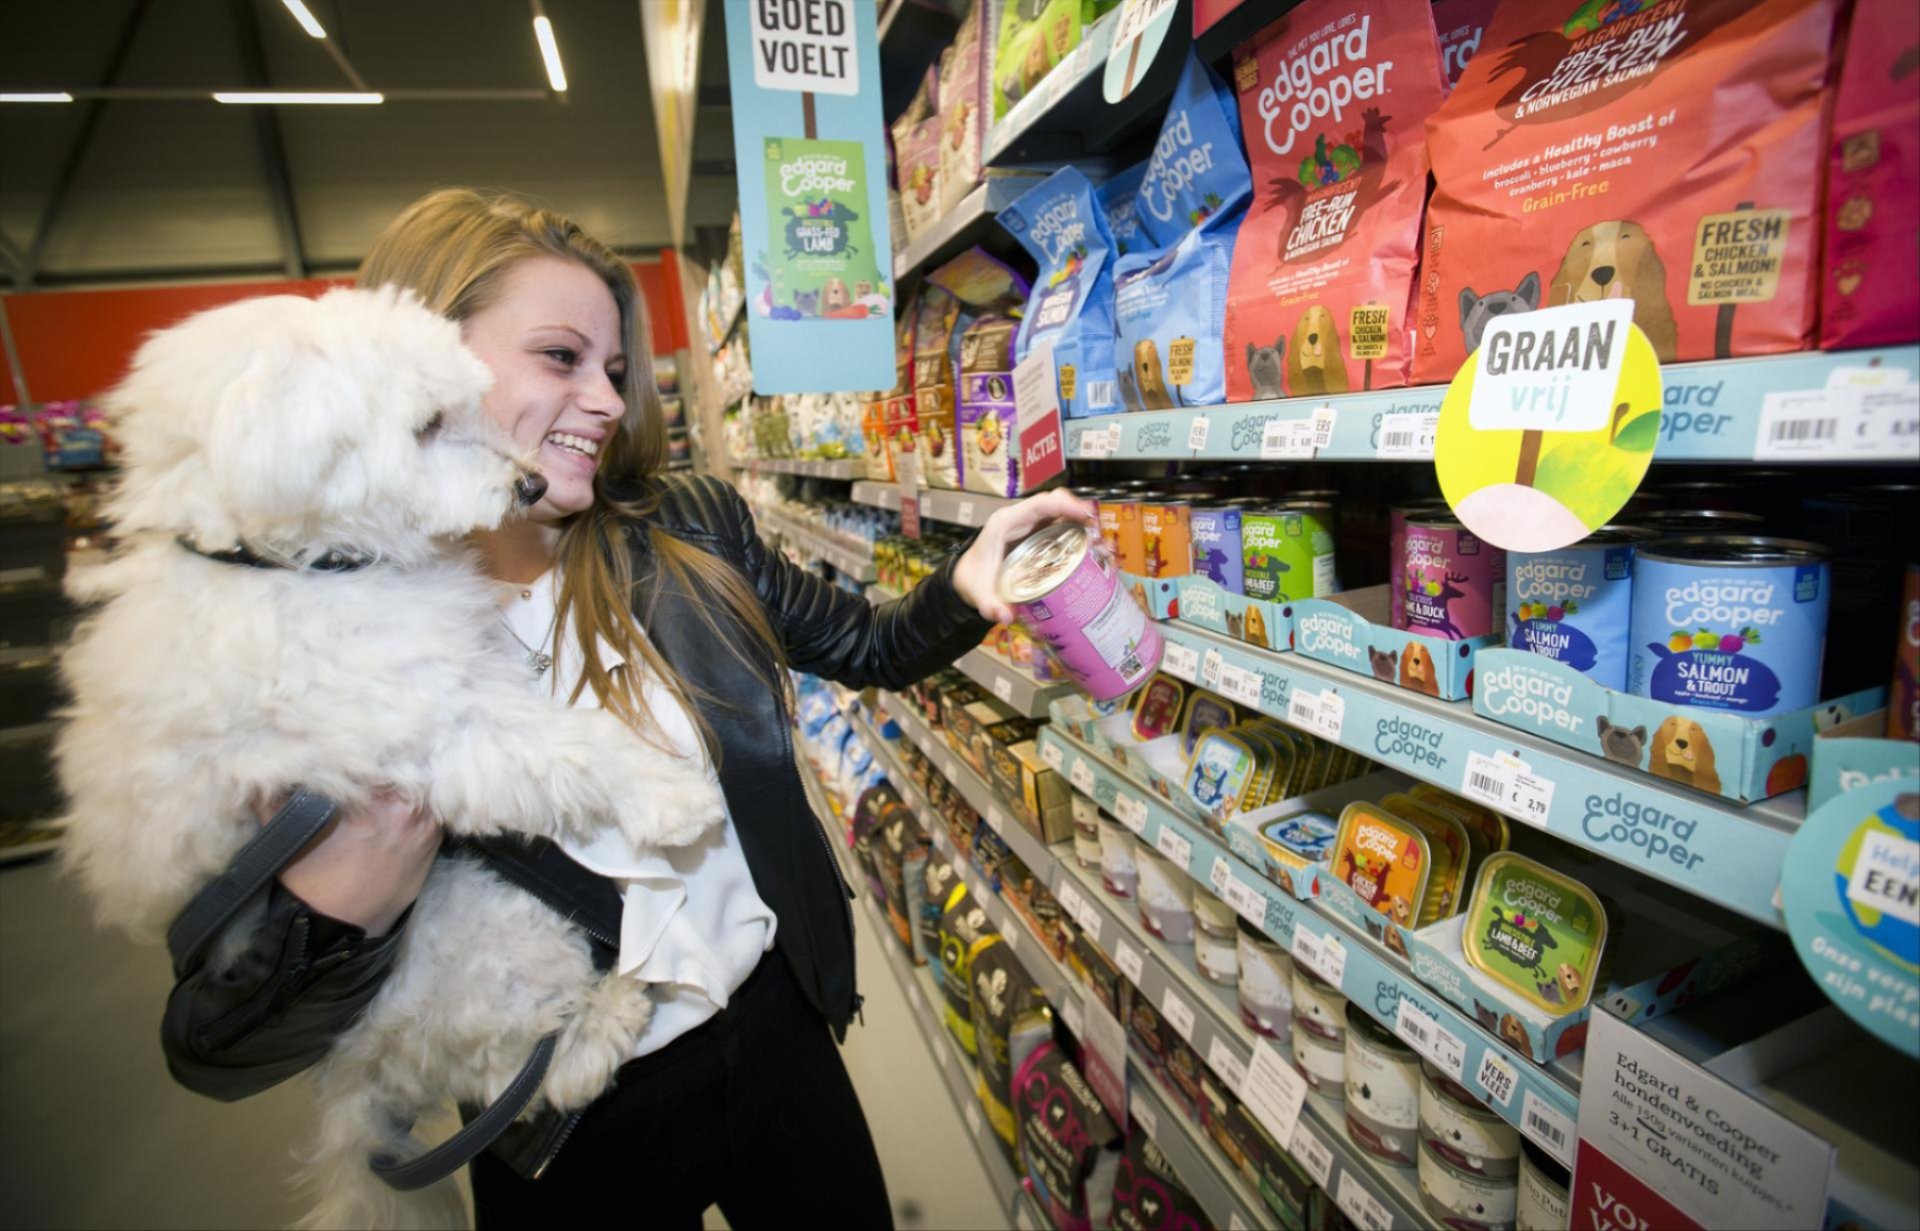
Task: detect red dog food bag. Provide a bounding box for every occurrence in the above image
[1434,0,1502,92]
[1222,1,1448,401]
[1821,1,1920,349]
[1413,0,1846,385]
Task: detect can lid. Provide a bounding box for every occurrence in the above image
[1269,499,1333,515]
[1642,508,1766,530]
[1404,510,1466,530]
[1574,523,1661,547]
[997,521,1095,603]
[1637,534,1832,566]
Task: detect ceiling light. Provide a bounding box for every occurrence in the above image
[280,0,327,38]
[0,92,74,103]
[213,91,384,104]
[532,15,568,93]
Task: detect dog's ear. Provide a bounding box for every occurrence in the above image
[202,335,355,522]
[1459,287,1481,331]
[1628,228,1668,304]
[1514,271,1541,310]
[1596,715,1613,738]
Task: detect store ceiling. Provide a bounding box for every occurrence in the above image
[0,0,740,287]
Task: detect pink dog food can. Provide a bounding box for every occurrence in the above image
[1389,502,1452,630]
[999,521,1163,702]
[1402,514,1506,641]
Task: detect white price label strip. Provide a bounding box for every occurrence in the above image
[964,1102,984,1140]
[1242,1038,1310,1149]
[1209,856,1233,895]
[1311,404,1337,450]
[1336,1170,1391,1231]
[1200,650,1223,690]
[1476,1049,1519,1108]
[1461,751,1554,828]
[988,806,1010,835]
[1160,988,1196,1040]
[1162,642,1199,682]
[1114,794,1148,833]
[1042,741,1065,772]
[1130,1094,1160,1141]
[1292,923,1348,986]
[1395,999,1467,1080]
[1377,409,1440,459]
[1224,876,1269,926]
[1001,923,1019,953]
[1154,826,1192,869]
[1079,424,1112,459]
[993,675,1015,704]
[956,500,977,527]
[1056,880,1086,923]
[1218,663,1263,707]
[1070,760,1096,795]
[1115,941,1144,983]
[943,755,960,783]
[1259,417,1316,459]
[1521,1089,1576,1167]
[1060,992,1086,1038]
[1188,415,1211,452]
[1291,1123,1334,1189]
[1207,1035,1248,1094]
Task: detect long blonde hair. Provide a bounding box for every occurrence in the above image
[358,188,783,754]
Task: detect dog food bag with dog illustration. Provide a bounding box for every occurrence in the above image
[1508,524,1656,689]
[1223,0,1448,401]
[1461,851,1607,1018]
[1627,535,1832,716]
[1013,1040,1122,1231]
[1412,0,1847,383]
[891,66,945,244]
[959,315,1028,497]
[1135,50,1251,249]
[1402,514,1505,640]
[1434,0,1501,92]
[1096,161,1151,259]
[1109,1130,1208,1231]
[1113,219,1242,411]
[998,167,1123,419]
[1820,0,1920,349]
[938,0,987,214]
[969,940,1051,1158]
[992,0,1107,123]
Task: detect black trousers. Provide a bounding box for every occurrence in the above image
[472,948,893,1229]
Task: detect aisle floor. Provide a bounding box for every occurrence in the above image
[0,855,1003,1230]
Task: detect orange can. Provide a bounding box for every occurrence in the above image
[1104,499,1148,576]
[1141,499,1193,580]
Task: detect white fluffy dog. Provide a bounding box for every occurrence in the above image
[56,286,723,1227]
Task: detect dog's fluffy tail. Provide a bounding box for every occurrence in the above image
[295,1063,467,1231]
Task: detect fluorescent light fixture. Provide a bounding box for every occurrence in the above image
[532,15,568,92]
[280,0,328,38]
[0,92,74,102]
[213,91,384,104]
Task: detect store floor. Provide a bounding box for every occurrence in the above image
[0,856,1003,1230]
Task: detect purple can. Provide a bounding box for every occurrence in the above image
[1401,515,1506,641]
[1191,503,1245,594]
[1389,502,1451,631]
[999,521,1163,701]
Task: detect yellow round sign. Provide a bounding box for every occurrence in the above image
[1435,316,1664,553]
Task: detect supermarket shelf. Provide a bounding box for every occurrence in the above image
[885,695,1066,880]
[1155,621,1800,927]
[1038,725,1584,1164]
[0,825,62,867]
[982,7,1186,167]
[851,480,1014,527]
[892,177,1043,284]
[1056,852,1430,1231]
[734,456,862,479]
[755,506,878,581]
[957,647,1074,719]
[1063,345,1919,464]
[1126,1067,1278,1231]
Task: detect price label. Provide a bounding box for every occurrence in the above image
[956,499,978,527]
[1287,688,1320,731]
[1224,876,1270,926]
[1079,903,1104,945]
[1160,988,1196,1040]
[1200,649,1224,691]
[1218,663,1262,707]
[936,1039,951,1070]
[1377,409,1440,459]
[1509,768,1556,828]
[1395,999,1467,1080]
[1162,642,1199,682]
[1476,1049,1518,1108]
[1229,1215,1249,1231]
[1188,415,1211,452]
[1042,742,1065,772]
[1336,1171,1391,1231]
[1462,751,1554,828]
[1260,417,1316,459]
[1115,941,1144,983]
[1071,760,1096,795]
[908,981,923,1010]
[1207,1035,1249,1094]
[1460,750,1512,812]
[1002,923,1019,953]
[1154,826,1192,869]
[1130,1094,1160,1141]
[1287,686,1344,740]
[992,675,1015,704]
[1521,1089,1576,1167]
[942,755,960,783]
[1061,991,1086,1038]
[1057,880,1086,922]
[964,1102,984,1139]
[988,806,1010,835]
[1291,1122,1334,1188]
[1292,923,1347,985]
[1242,1038,1309,1147]
[1115,794,1149,833]
[1078,424,1113,459]
[1310,404,1337,450]
[1209,856,1233,896]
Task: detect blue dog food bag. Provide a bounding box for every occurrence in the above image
[1096,161,1150,259]
[999,167,1121,420]
[1135,50,1250,249]
[1113,214,1242,411]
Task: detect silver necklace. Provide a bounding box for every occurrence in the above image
[500,599,561,677]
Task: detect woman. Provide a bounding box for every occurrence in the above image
[161,188,1091,1226]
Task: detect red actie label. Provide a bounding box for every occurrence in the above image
[1019,407,1066,490]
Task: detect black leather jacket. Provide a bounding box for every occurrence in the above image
[161,474,988,1168]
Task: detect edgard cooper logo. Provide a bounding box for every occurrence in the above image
[1373,978,1408,1021]
[1231,414,1277,453]
[1298,612,1362,664]
[1582,792,1706,871]
[1136,421,1174,451]
[1376,715,1446,772]
[1184,584,1222,625]
[1480,663,1585,735]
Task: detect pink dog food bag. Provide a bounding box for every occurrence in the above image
[1820,1,1920,349]
[1434,0,1501,92]
[1222,0,1448,401]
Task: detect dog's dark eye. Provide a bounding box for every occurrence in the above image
[420,412,446,436]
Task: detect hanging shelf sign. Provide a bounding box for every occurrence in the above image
[728,0,895,394]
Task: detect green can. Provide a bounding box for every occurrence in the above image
[1241,502,1336,603]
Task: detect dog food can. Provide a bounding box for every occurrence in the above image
[1292,1022,1345,1098]
[1390,502,1453,630]
[1292,965,1348,1043]
[1506,525,1657,690]
[1242,505,1335,603]
[1420,1138,1518,1231]
[1140,499,1193,580]
[1345,1005,1421,1167]
[1516,1139,1570,1231]
[1136,843,1195,944]
[1098,816,1138,898]
[1190,503,1245,594]
[1237,920,1293,1039]
[1628,536,1832,716]
[999,520,1162,702]
[1099,498,1149,577]
[1072,796,1103,871]
[1192,887,1237,939]
[1421,1062,1521,1178]
[1893,562,1920,740]
[1195,925,1239,987]
[1403,514,1506,640]
[1641,508,1767,536]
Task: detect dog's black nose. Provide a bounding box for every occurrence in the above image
[1675,737,1688,750]
[1308,332,1319,345]
[514,473,548,507]
[1592,265,1616,286]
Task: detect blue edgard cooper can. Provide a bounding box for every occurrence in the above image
[1627,536,1832,716]
[1190,503,1244,595]
[1507,525,1656,690]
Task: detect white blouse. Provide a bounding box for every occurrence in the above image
[499,570,776,1059]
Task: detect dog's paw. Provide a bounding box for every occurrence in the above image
[609,767,726,849]
[543,974,652,1112]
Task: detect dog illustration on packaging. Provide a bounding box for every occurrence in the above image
[54,288,727,1228]
[1459,272,1541,353]
[1551,221,1678,361]
[1649,715,1721,793]
[1286,306,1348,395]
[1134,339,1176,410]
